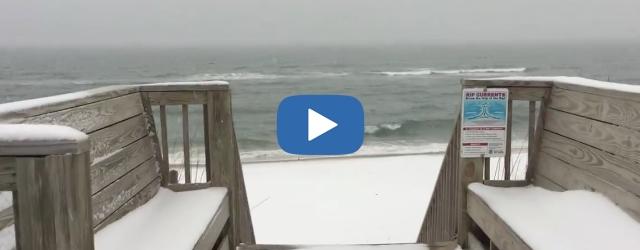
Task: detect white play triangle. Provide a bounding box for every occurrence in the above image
[308,108,338,141]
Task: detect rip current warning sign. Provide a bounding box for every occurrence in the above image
[460,88,509,158]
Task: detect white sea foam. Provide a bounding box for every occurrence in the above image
[376,69,433,76]
[187,72,283,81]
[432,67,527,75]
[365,123,402,134]
[377,67,526,77]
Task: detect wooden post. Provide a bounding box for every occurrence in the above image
[203,104,212,182]
[0,125,94,250]
[504,98,513,180]
[159,105,170,186]
[527,101,536,168]
[458,157,483,248]
[208,90,256,246]
[484,157,491,181]
[182,104,192,183]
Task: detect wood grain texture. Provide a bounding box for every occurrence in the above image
[22,93,143,133]
[545,108,640,161]
[140,93,165,186]
[0,206,13,231]
[88,114,148,161]
[550,87,640,131]
[417,116,460,244]
[209,91,256,245]
[0,85,138,123]
[467,190,532,250]
[504,99,513,180]
[0,157,15,190]
[532,174,566,192]
[147,91,208,105]
[93,178,160,231]
[14,153,94,250]
[525,91,550,181]
[193,193,230,250]
[91,158,159,226]
[457,157,483,248]
[463,79,553,88]
[540,131,640,197]
[508,87,547,101]
[554,81,640,104]
[482,180,529,187]
[139,83,229,92]
[90,136,154,194]
[536,152,640,221]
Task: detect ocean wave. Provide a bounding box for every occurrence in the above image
[187,72,283,81]
[432,67,527,75]
[375,69,433,76]
[365,119,453,138]
[375,67,526,77]
[185,71,349,81]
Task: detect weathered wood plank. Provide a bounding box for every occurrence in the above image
[504,98,513,180]
[508,87,547,101]
[159,105,170,186]
[528,101,535,167]
[467,190,532,250]
[22,93,143,133]
[536,152,640,221]
[550,87,640,131]
[138,81,229,92]
[458,157,483,248]
[545,108,640,161]
[0,157,15,190]
[532,174,566,192]
[482,180,529,187]
[167,182,212,192]
[194,193,230,250]
[140,92,165,186]
[93,178,160,231]
[540,131,640,197]
[91,159,158,226]
[90,136,154,194]
[525,90,550,181]
[463,79,553,88]
[204,103,212,182]
[553,80,640,104]
[0,85,138,123]
[14,153,94,250]
[209,91,256,245]
[88,115,148,161]
[0,206,13,231]
[182,104,192,184]
[147,91,208,105]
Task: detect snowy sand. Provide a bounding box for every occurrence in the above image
[243,154,444,244]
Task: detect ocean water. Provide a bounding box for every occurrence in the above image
[1,43,640,161]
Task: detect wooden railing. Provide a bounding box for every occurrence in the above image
[0,81,255,249]
[418,78,552,248]
[139,82,256,246]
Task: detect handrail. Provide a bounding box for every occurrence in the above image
[138,81,256,246]
[419,78,552,248]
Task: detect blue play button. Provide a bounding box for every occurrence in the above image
[277,95,364,155]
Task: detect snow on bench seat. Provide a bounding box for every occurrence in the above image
[95,187,228,250]
[468,183,640,250]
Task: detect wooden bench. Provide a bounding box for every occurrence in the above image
[0,81,255,250]
[430,77,640,249]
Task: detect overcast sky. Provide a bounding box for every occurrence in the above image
[1,0,639,47]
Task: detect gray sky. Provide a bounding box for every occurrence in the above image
[1,0,639,47]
